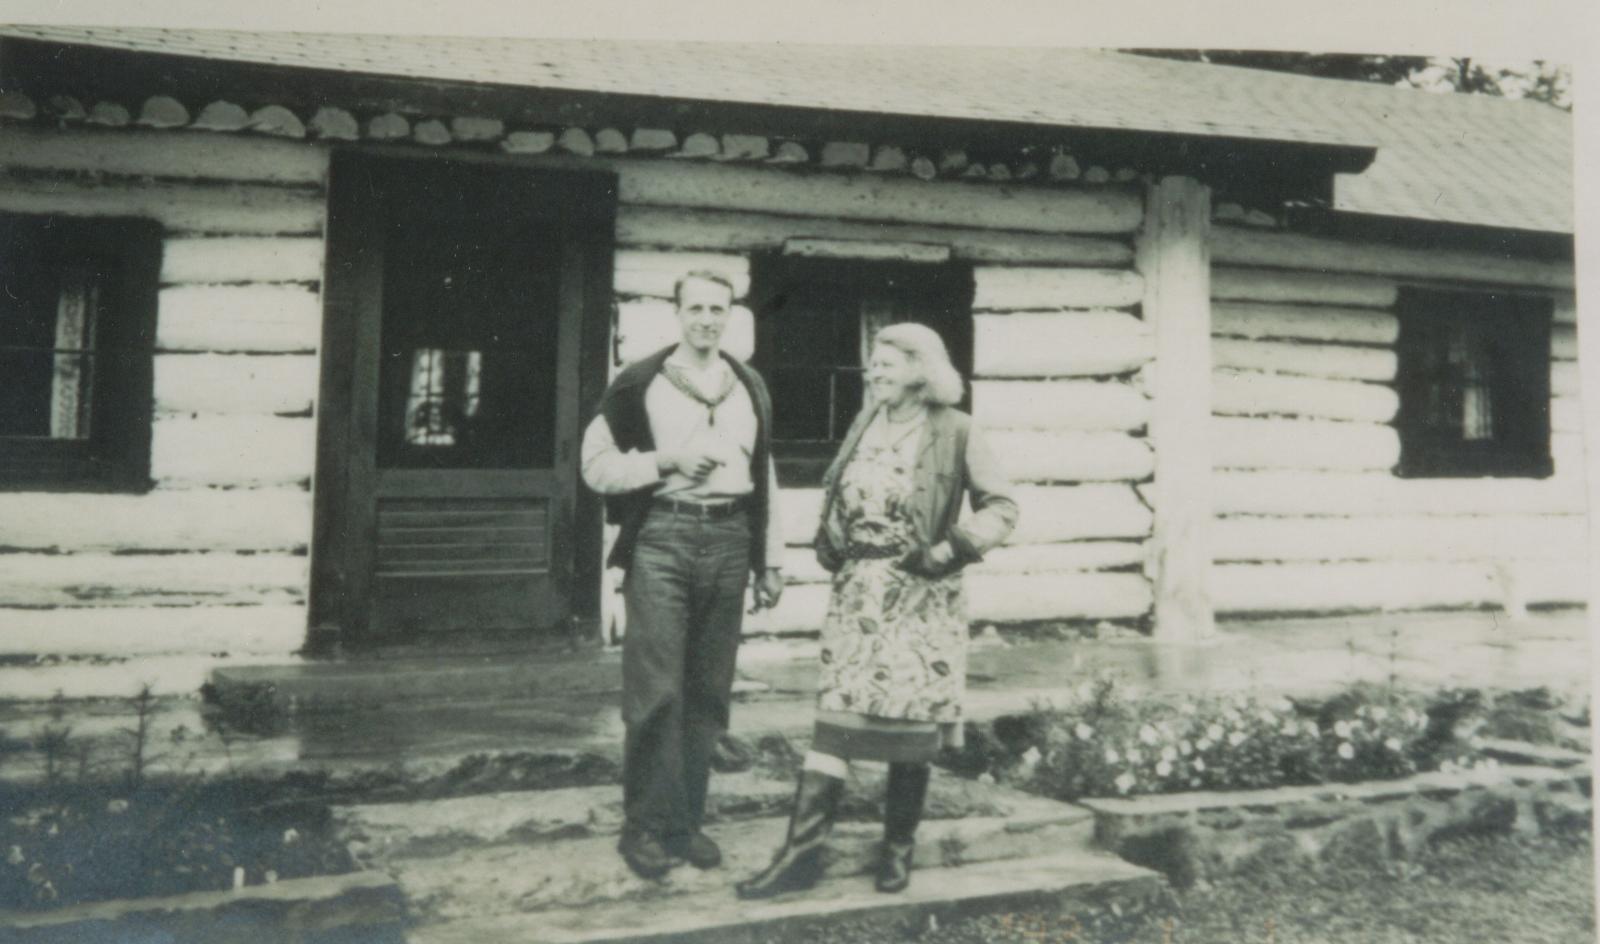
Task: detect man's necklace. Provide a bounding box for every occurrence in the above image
[662,361,737,426]
[873,408,925,451]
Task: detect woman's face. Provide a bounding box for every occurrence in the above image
[867,343,920,408]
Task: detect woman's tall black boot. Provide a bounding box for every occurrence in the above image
[876,762,930,893]
[735,769,845,900]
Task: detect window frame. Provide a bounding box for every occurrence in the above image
[0,213,162,493]
[1393,285,1554,480]
[747,253,975,485]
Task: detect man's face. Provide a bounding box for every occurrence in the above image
[675,277,734,354]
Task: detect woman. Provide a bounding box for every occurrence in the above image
[736,322,1018,899]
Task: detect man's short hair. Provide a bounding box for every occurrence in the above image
[673,269,737,307]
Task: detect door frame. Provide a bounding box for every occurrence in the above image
[307,145,616,650]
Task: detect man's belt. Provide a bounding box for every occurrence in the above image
[650,496,751,520]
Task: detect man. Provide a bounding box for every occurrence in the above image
[581,269,785,879]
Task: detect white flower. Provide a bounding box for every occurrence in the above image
[1227,730,1247,747]
[1156,760,1173,777]
[1281,720,1299,737]
[1179,701,1197,716]
[1127,748,1143,765]
[1384,737,1402,752]
[1260,710,1278,725]
[283,828,300,846]
[1178,739,1194,756]
[5,846,22,866]
[1193,758,1206,772]
[1022,746,1043,766]
[1115,772,1136,794]
[106,798,129,815]
[1190,777,1202,787]
[1104,748,1120,764]
[1333,720,1354,739]
[1139,724,1159,745]
[1074,722,1094,740]
[1273,697,1294,713]
[1440,760,1460,774]
[1370,707,1389,722]
[978,772,997,785]
[1337,741,1355,760]
[1074,682,1093,701]
[1196,738,1213,752]
[1206,724,1224,741]
[1160,745,1178,762]
[1304,721,1320,738]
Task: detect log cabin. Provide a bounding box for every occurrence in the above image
[0,28,1582,697]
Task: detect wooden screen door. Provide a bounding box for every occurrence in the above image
[312,150,615,642]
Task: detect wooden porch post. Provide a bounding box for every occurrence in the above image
[1138,176,1217,642]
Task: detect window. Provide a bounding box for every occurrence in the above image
[748,255,974,484]
[1395,287,1553,478]
[0,213,161,491]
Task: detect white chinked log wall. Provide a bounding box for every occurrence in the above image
[1203,225,1586,617]
[603,167,1153,638]
[0,129,326,695]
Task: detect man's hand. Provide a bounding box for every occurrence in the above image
[657,448,723,481]
[752,567,785,611]
[926,542,956,568]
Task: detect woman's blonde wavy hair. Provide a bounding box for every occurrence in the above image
[871,322,965,407]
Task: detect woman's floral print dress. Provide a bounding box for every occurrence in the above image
[815,422,968,724]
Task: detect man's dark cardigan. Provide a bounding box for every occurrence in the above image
[597,345,776,572]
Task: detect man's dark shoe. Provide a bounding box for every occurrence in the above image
[618,829,674,879]
[667,831,722,869]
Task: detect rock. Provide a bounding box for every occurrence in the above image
[938,149,969,173]
[451,116,506,142]
[1243,208,1278,227]
[87,101,131,127]
[988,163,1013,182]
[1213,202,1247,221]
[250,105,307,138]
[1113,167,1139,182]
[1015,161,1040,180]
[192,100,250,131]
[719,134,770,160]
[711,733,757,773]
[308,106,359,141]
[0,90,37,120]
[1048,153,1081,180]
[412,118,451,146]
[501,130,555,153]
[46,94,87,122]
[767,140,809,164]
[137,95,190,128]
[557,127,595,156]
[868,145,908,172]
[1083,165,1112,184]
[366,112,411,140]
[673,132,719,158]
[629,128,677,151]
[820,141,871,168]
[962,163,989,179]
[910,155,937,180]
[592,127,629,153]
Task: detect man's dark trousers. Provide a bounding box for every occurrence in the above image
[621,504,751,842]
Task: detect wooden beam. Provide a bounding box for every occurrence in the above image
[780,540,1149,586]
[156,284,322,353]
[1212,301,1398,345]
[781,238,951,263]
[0,551,308,608]
[0,175,324,235]
[154,353,319,416]
[615,160,1144,234]
[150,414,317,487]
[0,125,329,185]
[974,311,1154,378]
[1212,266,1398,309]
[969,572,1153,622]
[1213,369,1399,424]
[972,266,1145,311]
[615,205,1136,266]
[988,430,1153,483]
[1211,224,1575,291]
[1138,175,1215,642]
[0,604,307,657]
[971,379,1149,432]
[1206,470,1588,517]
[1213,416,1400,472]
[0,488,312,552]
[1212,514,1588,563]
[161,236,325,284]
[1213,338,1397,382]
[1212,560,1587,614]
[613,249,751,299]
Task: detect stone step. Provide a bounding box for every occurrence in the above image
[336,768,1057,865]
[390,806,1097,921]
[407,847,1165,944]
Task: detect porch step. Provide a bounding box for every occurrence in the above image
[407,847,1165,944]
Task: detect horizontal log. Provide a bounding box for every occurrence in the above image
[0,552,307,608]
[1213,417,1400,471]
[616,299,754,364]
[1552,361,1580,397]
[0,174,324,235]
[778,540,1147,584]
[1212,560,1587,614]
[969,572,1152,622]
[0,488,313,552]
[154,353,318,416]
[161,236,325,284]
[781,238,951,263]
[987,430,1153,482]
[1212,514,1588,563]
[1551,396,1584,434]
[1552,324,1577,361]
[0,604,307,657]
[1213,338,1397,382]
[1212,267,1398,309]
[1012,484,1154,544]
[615,205,1137,266]
[0,126,329,185]
[1213,370,1399,423]
[157,284,322,352]
[779,489,826,546]
[971,379,1149,432]
[150,414,317,486]
[1211,301,1398,345]
[612,250,751,299]
[1554,294,1575,326]
[975,311,1153,378]
[972,266,1145,310]
[0,652,299,700]
[616,161,1144,234]
[1206,470,1588,517]
[1211,225,1575,291]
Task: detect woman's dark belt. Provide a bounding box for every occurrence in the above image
[650,495,751,520]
